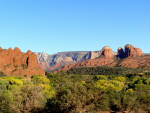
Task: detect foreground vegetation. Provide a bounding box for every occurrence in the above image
[1,67,150,113]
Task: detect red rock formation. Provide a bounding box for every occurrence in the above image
[0,47,45,77]
[56,44,148,72]
[56,46,116,72]
[100,46,114,59]
[124,44,143,57]
[27,53,39,68]
[26,50,32,55]
[117,44,143,58]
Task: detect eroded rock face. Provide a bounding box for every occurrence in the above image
[27,53,39,68]
[117,44,143,58]
[125,44,143,57]
[56,44,147,72]
[0,47,45,77]
[100,46,114,59]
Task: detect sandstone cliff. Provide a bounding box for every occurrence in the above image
[0,47,45,77]
[56,44,149,72]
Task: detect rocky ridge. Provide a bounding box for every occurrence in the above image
[0,47,45,77]
[36,51,103,71]
[56,44,150,72]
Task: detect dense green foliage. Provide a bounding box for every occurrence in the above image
[67,66,148,75]
[44,72,150,113]
[1,68,150,113]
[0,76,55,113]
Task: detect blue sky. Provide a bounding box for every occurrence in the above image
[0,0,150,54]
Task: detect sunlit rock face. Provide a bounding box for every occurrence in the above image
[117,44,143,58]
[36,44,146,72]
[124,44,143,57]
[0,47,45,77]
[36,46,115,71]
[100,46,115,59]
[56,44,150,72]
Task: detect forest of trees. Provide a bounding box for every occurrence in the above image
[67,66,149,75]
[1,67,150,113]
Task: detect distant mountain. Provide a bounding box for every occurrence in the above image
[36,51,103,71]
[56,44,150,72]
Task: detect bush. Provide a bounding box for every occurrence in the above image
[0,75,55,113]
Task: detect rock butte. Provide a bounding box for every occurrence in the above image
[124,44,143,57]
[0,47,45,77]
[100,46,115,59]
[56,44,150,72]
[117,44,143,58]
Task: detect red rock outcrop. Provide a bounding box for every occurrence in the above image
[0,47,45,77]
[124,44,143,57]
[56,46,116,72]
[100,46,115,59]
[117,44,143,58]
[56,44,149,72]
